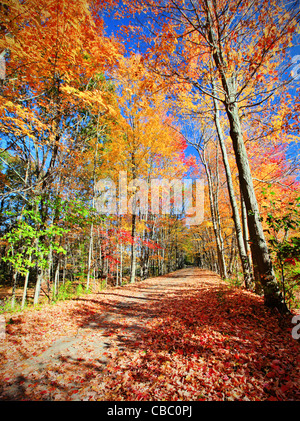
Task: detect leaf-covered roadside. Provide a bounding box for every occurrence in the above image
[0,269,299,401]
[100,284,300,401]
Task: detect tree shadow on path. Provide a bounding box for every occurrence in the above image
[1,268,299,400]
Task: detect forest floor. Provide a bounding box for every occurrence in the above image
[0,267,299,401]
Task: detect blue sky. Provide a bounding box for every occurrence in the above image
[102,5,300,175]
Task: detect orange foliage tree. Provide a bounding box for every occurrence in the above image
[120,0,300,313]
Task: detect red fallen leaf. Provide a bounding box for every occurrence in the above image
[280,384,291,393]
[267,370,277,378]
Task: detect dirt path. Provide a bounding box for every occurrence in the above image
[0,268,299,401]
[0,268,197,399]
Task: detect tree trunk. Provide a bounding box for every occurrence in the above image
[120,241,123,285]
[11,270,18,310]
[225,98,288,312]
[201,147,227,279]
[116,242,119,286]
[47,244,53,298]
[105,257,109,288]
[240,182,254,279]
[87,142,98,291]
[62,255,67,285]
[86,222,93,291]
[21,254,32,310]
[212,80,253,289]
[130,213,137,283]
[204,3,289,313]
[130,147,137,284]
[53,261,60,298]
[34,267,43,306]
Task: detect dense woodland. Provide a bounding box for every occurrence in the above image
[0,0,300,314]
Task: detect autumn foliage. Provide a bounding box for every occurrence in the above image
[0,0,300,402]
